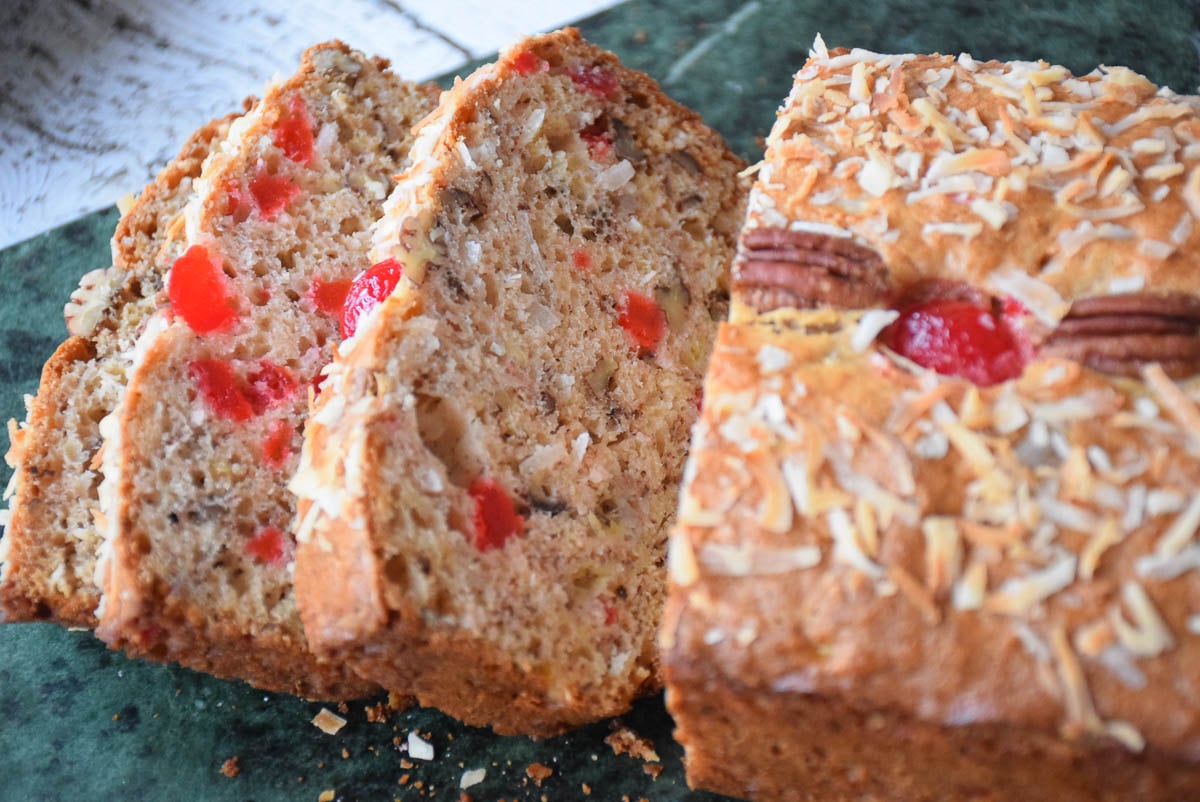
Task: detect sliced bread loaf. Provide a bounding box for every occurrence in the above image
[95,42,438,699]
[291,28,746,734]
[1,112,239,626]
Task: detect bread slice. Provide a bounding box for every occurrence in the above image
[1,112,239,626]
[95,42,438,699]
[290,28,746,734]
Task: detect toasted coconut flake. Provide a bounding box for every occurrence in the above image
[951,561,988,610]
[1074,619,1114,658]
[851,309,899,352]
[756,344,793,373]
[1141,364,1200,450]
[912,97,972,144]
[1187,614,1200,634]
[756,457,794,534]
[992,388,1030,435]
[923,221,984,238]
[699,542,822,575]
[888,564,941,624]
[1184,167,1200,222]
[1152,494,1200,557]
[987,267,1069,325]
[922,516,961,595]
[941,420,996,475]
[667,535,699,587]
[1108,581,1174,657]
[960,519,1024,548]
[312,708,348,735]
[986,553,1077,615]
[1121,483,1147,533]
[1135,543,1200,581]
[1146,488,1185,516]
[1049,624,1102,739]
[827,508,885,579]
[781,454,811,516]
[1105,720,1146,753]
[1079,517,1122,580]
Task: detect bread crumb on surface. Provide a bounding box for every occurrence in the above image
[642,763,664,779]
[318,791,335,802]
[219,756,240,778]
[408,730,435,761]
[605,723,660,763]
[460,767,487,789]
[525,763,553,787]
[312,707,347,735]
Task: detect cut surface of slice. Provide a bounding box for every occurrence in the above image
[291,28,746,734]
[1,113,239,626]
[96,42,438,699]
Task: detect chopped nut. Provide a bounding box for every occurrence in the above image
[311,708,347,735]
[525,763,553,786]
[220,756,240,778]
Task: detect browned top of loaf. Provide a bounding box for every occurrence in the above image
[737,41,1200,318]
[667,306,1200,760]
[1,112,237,625]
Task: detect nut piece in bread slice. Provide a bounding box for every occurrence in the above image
[663,39,1200,801]
[2,112,240,626]
[290,28,746,735]
[95,42,438,700]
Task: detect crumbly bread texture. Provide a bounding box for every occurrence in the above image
[663,40,1200,801]
[291,28,745,735]
[96,42,438,699]
[1,113,238,626]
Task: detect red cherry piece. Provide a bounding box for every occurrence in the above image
[273,95,314,165]
[580,119,613,160]
[341,258,404,339]
[603,599,618,626]
[169,245,238,334]
[189,358,255,422]
[511,50,548,77]
[882,299,1026,386]
[569,65,619,98]
[245,525,292,567]
[468,478,525,552]
[223,178,255,223]
[261,419,292,468]
[245,360,297,414]
[571,249,592,271]
[309,277,352,316]
[249,170,300,221]
[618,291,667,355]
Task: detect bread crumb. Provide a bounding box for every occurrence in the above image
[525,763,553,787]
[582,783,592,795]
[459,794,473,802]
[400,759,414,769]
[643,763,663,779]
[341,748,350,760]
[312,708,347,735]
[220,756,240,778]
[408,731,435,760]
[399,774,410,785]
[460,768,486,789]
[605,723,660,762]
[318,791,335,802]
[336,702,350,714]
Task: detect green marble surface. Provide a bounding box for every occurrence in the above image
[2,0,1198,799]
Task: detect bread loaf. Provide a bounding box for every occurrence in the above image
[663,40,1200,800]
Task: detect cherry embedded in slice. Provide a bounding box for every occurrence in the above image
[309,277,352,316]
[511,50,548,77]
[341,258,404,339]
[169,245,239,334]
[618,290,667,356]
[261,419,293,468]
[245,525,292,566]
[468,477,526,552]
[882,299,1026,386]
[189,358,255,421]
[571,249,592,271]
[245,360,297,414]
[580,119,614,160]
[249,170,301,221]
[569,65,619,98]
[273,95,314,165]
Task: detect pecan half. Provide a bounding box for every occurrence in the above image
[1041,292,1200,378]
[735,227,890,312]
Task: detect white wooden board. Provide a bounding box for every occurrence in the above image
[0,0,618,249]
